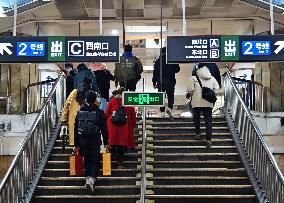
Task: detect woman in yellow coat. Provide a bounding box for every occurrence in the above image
[61,77,94,145]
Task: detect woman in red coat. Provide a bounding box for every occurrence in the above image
[105,87,136,168]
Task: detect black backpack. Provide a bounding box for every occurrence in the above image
[111,99,127,125]
[77,111,99,136]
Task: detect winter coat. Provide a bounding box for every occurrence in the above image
[74,69,100,92]
[152,53,180,85]
[61,89,101,145]
[187,67,220,108]
[105,96,136,148]
[192,63,222,88]
[61,89,81,145]
[74,104,108,147]
[114,55,143,83]
[93,69,115,100]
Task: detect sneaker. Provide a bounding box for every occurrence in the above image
[194,134,202,140]
[166,109,174,121]
[85,177,95,193]
[206,140,212,148]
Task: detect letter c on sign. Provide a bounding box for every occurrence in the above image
[71,43,81,55]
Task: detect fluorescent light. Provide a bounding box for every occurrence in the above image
[125,26,166,33]
[112,29,118,35]
[143,66,154,71]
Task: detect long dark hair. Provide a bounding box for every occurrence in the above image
[75,76,92,105]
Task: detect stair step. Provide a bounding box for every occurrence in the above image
[35,185,140,195]
[32,195,139,203]
[152,139,234,146]
[42,168,140,177]
[148,176,250,185]
[152,146,237,153]
[152,152,241,161]
[148,168,247,177]
[38,176,140,186]
[146,195,257,203]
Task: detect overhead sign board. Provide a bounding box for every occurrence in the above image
[167,35,284,63]
[0,36,119,63]
[122,92,165,107]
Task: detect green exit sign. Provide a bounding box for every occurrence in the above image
[122,92,165,106]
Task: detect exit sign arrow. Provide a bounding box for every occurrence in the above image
[0,43,13,55]
[274,41,284,54]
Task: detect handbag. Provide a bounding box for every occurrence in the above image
[195,72,217,104]
[70,153,84,176]
[102,149,111,176]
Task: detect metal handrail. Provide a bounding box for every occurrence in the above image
[26,78,57,113]
[224,70,284,203]
[231,77,264,112]
[0,72,65,203]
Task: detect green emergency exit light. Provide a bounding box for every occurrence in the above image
[122,92,165,106]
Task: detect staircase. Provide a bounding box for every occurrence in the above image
[31,116,257,203]
[31,128,142,203]
[144,117,258,203]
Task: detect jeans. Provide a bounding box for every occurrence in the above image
[157,82,175,112]
[80,145,101,179]
[193,107,213,141]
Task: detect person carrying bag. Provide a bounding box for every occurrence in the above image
[187,65,220,147]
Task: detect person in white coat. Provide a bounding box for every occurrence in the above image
[187,65,220,147]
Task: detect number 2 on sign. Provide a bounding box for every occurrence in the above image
[18,43,27,56]
[244,42,253,55]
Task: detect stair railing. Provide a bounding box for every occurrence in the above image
[0,72,65,203]
[26,78,57,113]
[223,70,284,203]
[231,76,264,112]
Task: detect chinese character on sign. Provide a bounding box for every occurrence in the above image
[128,97,133,102]
[133,97,139,103]
[224,40,236,57]
[94,42,101,50]
[102,43,109,50]
[86,42,93,50]
[51,41,62,54]
[139,94,150,104]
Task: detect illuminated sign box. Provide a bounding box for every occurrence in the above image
[167,35,284,63]
[0,36,119,63]
[122,92,165,107]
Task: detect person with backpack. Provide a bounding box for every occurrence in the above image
[105,87,136,168]
[74,91,109,192]
[114,44,143,91]
[74,63,100,93]
[61,76,97,145]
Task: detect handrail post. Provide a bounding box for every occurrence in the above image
[140,78,146,203]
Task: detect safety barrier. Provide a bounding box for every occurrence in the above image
[0,72,65,203]
[224,70,284,203]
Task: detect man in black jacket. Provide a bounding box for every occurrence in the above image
[74,91,109,192]
[152,47,180,120]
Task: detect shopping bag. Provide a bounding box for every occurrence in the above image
[70,155,84,176]
[102,150,111,176]
[97,97,107,111]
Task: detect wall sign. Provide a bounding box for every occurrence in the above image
[0,36,119,63]
[122,92,165,107]
[167,35,284,63]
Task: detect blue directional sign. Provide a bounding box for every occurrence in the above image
[242,41,271,56]
[16,42,45,57]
